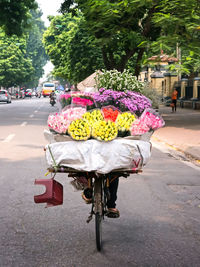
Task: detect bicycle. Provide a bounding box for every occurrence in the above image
[44,167,142,251]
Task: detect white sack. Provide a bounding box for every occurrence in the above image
[45,139,151,174]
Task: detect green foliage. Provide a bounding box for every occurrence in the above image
[140,85,161,109]
[24,9,48,88]
[0,0,37,35]
[95,69,144,92]
[43,13,104,84]
[0,7,47,88]
[61,0,161,74]
[0,30,34,88]
[61,0,200,77]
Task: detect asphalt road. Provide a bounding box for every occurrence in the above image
[0,98,200,267]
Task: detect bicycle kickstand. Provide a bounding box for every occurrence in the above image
[86,204,94,223]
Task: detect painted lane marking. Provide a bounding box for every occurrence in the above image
[2,134,15,143]
[29,114,34,118]
[20,121,27,127]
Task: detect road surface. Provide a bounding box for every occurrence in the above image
[0,98,200,267]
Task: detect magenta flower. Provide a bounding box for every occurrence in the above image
[72,97,94,106]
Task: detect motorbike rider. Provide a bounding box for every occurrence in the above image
[50,90,56,100]
[50,90,56,103]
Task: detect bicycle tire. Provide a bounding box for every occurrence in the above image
[94,178,103,251]
[95,212,102,251]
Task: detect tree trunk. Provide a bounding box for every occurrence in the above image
[134,48,145,78]
[102,46,138,72]
[101,46,116,70]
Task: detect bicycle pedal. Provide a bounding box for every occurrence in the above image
[86,213,93,223]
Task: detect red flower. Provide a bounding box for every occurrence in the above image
[102,107,119,122]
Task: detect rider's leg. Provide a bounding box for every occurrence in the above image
[106,177,120,218]
[107,177,119,209]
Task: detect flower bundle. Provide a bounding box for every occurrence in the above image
[47,107,86,134]
[59,92,95,109]
[48,113,68,134]
[140,108,165,130]
[92,120,118,141]
[72,97,94,107]
[101,106,120,122]
[130,119,150,136]
[59,94,71,108]
[130,108,165,136]
[82,109,104,126]
[93,89,151,115]
[116,112,136,136]
[95,69,144,92]
[68,119,91,140]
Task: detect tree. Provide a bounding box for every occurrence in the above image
[43,13,104,84]
[0,0,37,35]
[60,0,200,76]
[25,9,48,88]
[0,7,47,88]
[0,30,34,88]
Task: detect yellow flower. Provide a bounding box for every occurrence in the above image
[116,112,136,131]
[92,120,118,141]
[83,109,103,127]
[68,119,91,140]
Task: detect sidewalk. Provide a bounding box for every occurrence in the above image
[152,105,200,162]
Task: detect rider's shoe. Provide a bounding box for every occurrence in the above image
[106,208,120,218]
[82,188,92,204]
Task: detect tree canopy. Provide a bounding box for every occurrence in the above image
[0,7,47,88]
[0,30,34,88]
[60,0,200,76]
[0,0,37,35]
[43,13,104,84]
[25,9,48,88]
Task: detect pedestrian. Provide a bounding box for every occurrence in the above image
[171,88,178,112]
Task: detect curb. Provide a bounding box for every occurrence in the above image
[151,136,200,165]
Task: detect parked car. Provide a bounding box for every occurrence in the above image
[25,89,32,97]
[0,90,12,104]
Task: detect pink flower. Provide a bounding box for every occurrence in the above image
[130,108,165,135]
[72,97,94,106]
[131,119,150,135]
[47,107,86,134]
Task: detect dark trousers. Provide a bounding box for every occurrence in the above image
[107,177,119,208]
[172,99,177,111]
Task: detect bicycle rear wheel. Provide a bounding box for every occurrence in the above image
[95,212,102,251]
[94,178,103,251]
